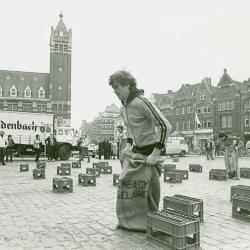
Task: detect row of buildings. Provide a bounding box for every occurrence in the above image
[84,69,250,150]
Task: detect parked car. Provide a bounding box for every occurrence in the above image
[165,136,188,157]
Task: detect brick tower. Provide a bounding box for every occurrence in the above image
[49,12,72,127]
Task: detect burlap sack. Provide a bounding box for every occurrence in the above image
[116,150,163,232]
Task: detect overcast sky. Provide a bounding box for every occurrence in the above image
[1,0,250,128]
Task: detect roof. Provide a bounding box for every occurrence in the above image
[0,70,50,98]
[151,93,175,109]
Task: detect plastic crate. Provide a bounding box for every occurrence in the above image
[172,157,180,162]
[164,172,182,183]
[78,173,96,186]
[36,161,46,169]
[240,168,250,179]
[147,209,200,250]
[61,163,71,168]
[209,169,227,181]
[174,170,189,180]
[162,164,176,173]
[189,164,202,173]
[86,167,101,177]
[231,185,250,201]
[57,165,71,175]
[113,174,120,186]
[72,161,81,168]
[163,195,204,222]
[98,161,109,166]
[20,164,29,172]
[232,196,250,222]
[53,177,73,193]
[100,165,112,174]
[33,168,45,179]
[92,162,100,168]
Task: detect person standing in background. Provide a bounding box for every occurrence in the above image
[33,134,42,162]
[6,135,15,162]
[0,131,7,165]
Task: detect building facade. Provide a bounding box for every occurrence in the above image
[0,13,71,127]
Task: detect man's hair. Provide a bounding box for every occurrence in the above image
[109,70,137,88]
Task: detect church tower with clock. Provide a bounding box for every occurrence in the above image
[49,12,72,127]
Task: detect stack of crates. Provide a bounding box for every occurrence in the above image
[147,209,200,249]
[33,168,45,179]
[231,185,250,222]
[36,162,46,169]
[86,167,101,177]
[53,177,73,193]
[163,195,204,222]
[113,174,120,186]
[20,164,29,172]
[57,163,71,175]
[164,171,183,183]
[189,164,202,173]
[78,173,96,186]
[72,161,81,168]
[209,169,227,181]
[162,164,176,173]
[240,168,250,179]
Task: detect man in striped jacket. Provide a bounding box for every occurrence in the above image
[109,70,172,162]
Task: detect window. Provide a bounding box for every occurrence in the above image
[22,103,32,112]
[230,101,234,110]
[59,31,64,36]
[207,106,211,113]
[176,108,179,115]
[58,129,63,135]
[197,108,201,114]
[202,95,206,100]
[181,106,185,114]
[202,107,207,113]
[38,86,45,98]
[182,122,186,130]
[7,102,18,111]
[218,103,221,111]
[10,85,17,97]
[245,100,250,109]
[0,87,2,96]
[176,122,179,131]
[226,101,230,110]
[187,121,191,130]
[221,102,225,111]
[187,106,191,113]
[59,44,63,51]
[207,119,211,128]
[24,86,32,98]
[221,116,232,128]
[37,104,47,112]
[201,120,206,128]
[245,115,249,126]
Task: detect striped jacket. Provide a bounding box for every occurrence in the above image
[121,95,172,150]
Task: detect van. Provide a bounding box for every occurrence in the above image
[165,136,188,157]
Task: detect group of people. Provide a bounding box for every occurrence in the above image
[98,138,118,160]
[0,131,15,165]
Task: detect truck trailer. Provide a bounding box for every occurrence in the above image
[0,110,79,160]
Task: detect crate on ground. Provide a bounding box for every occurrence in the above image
[53,177,73,193]
[164,171,182,183]
[36,161,46,169]
[86,167,101,177]
[189,164,202,173]
[78,173,96,186]
[147,209,200,250]
[72,161,81,168]
[57,165,71,175]
[163,195,204,222]
[113,174,120,186]
[92,162,100,168]
[174,170,189,180]
[162,164,176,173]
[231,185,250,201]
[33,168,45,179]
[20,164,29,172]
[61,163,71,168]
[98,161,109,167]
[232,196,250,222]
[100,165,112,174]
[240,168,250,179]
[209,169,227,181]
[172,157,179,162]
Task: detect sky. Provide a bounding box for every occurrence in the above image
[1,0,250,128]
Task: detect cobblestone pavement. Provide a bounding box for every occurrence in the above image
[0,155,250,250]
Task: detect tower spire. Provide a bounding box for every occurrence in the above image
[59,11,63,19]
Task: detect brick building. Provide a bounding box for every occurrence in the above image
[0,13,71,127]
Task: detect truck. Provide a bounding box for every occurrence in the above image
[0,110,80,160]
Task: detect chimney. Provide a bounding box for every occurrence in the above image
[167,90,173,94]
[203,77,211,85]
